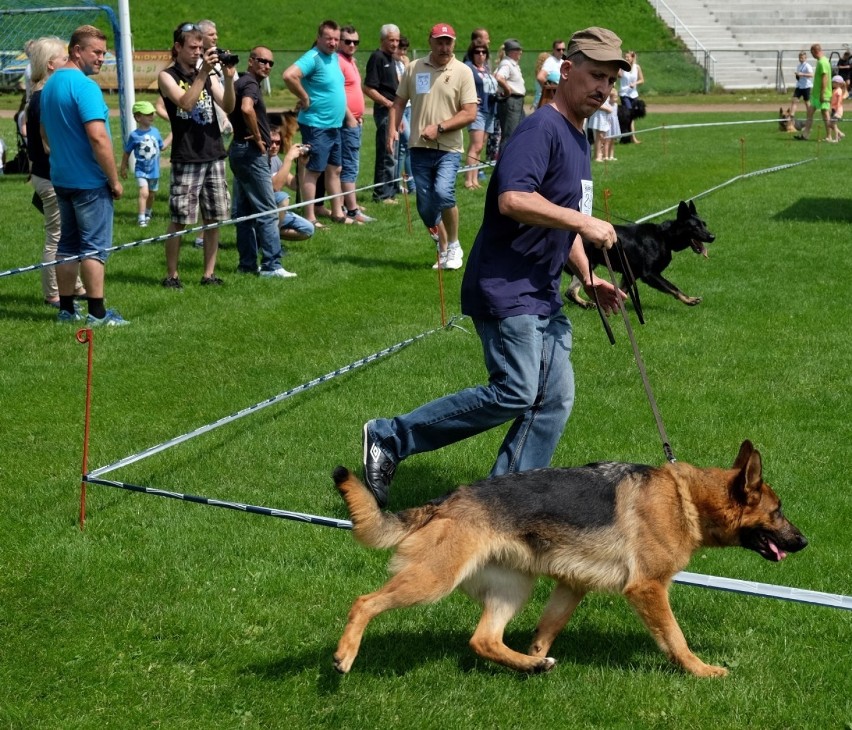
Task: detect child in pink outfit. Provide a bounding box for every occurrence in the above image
[829,75,847,142]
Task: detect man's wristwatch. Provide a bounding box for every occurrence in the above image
[437,123,445,134]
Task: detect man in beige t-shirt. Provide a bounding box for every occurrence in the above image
[389,22,477,269]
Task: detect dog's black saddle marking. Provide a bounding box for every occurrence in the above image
[474,462,652,530]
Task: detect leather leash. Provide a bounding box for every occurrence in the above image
[590,189,676,463]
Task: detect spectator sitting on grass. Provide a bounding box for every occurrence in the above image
[269,125,315,241]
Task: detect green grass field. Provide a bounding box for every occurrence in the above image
[0,1,851,726]
[1,102,850,728]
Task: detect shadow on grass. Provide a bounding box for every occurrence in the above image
[772,197,852,223]
[242,622,690,689]
[330,253,449,273]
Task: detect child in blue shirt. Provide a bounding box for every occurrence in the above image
[120,100,168,226]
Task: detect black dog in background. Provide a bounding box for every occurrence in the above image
[566,200,716,308]
[618,98,646,144]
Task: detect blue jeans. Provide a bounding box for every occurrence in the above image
[395,106,415,192]
[340,124,362,184]
[410,148,461,228]
[229,142,282,272]
[55,185,114,263]
[369,312,574,477]
[274,191,315,238]
[372,105,397,201]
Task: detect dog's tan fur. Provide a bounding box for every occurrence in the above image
[779,107,806,133]
[332,441,807,676]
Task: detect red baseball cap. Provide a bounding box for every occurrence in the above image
[430,23,456,39]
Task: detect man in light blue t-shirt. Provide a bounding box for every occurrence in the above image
[41,24,128,326]
[282,20,354,225]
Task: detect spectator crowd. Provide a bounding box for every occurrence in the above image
[15,18,662,325]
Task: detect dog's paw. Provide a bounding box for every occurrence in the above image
[531,657,557,674]
[332,653,353,674]
[683,296,702,306]
[691,662,728,678]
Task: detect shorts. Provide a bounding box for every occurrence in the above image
[793,87,811,102]
[469,108,496,134]
[810,99,831,113]
[169,159,230,224]
[299,124,342,172]
[54,185,114,264]
[137,176,159,192]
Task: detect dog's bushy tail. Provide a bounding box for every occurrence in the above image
[332,467,437,549]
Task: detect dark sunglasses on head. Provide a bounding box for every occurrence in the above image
[178,23,198,33]
[342,39,360,46]
[251,56,274,66]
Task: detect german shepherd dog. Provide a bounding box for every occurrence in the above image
[332,441,807,677]
[567,200,716,308]
[779,107,806,133]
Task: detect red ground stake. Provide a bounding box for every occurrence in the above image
[76,328,94,530]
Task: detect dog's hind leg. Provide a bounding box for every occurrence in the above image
[334,564,463,673]
[564,275,596,309]
[466,568,555,673]
[528,582,586,658]
[624,579,728,677]
[334,521,483,674]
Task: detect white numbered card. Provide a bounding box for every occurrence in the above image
[580,179,593,215]
[415,73,432,94]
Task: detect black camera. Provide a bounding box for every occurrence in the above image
[214,48,239,67]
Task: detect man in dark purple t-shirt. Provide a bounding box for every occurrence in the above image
[361,28,631,509]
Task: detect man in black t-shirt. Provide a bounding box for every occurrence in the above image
[364,24,400,203]
[158,22,235,288]
[227,47,295,279]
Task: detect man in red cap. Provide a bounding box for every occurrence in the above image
[363,28,628,508]
[388,22,477,270]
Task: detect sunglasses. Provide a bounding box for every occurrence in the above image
[269,139,281,146]
[342,39,360,46]
[178,23,198,33]
[555,47,566,52]
[473,49,487,54]
[251,56,274,66]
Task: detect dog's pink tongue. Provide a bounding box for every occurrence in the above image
[769,541,787,561]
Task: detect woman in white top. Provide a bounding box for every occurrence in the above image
[618,50,643,144]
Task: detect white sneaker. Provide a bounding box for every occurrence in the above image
[431,249,449,269]
[259,267,297,279]
[445,243,464,270]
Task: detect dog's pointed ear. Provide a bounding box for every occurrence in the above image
[689,200,697,214]
[678,200,689,219]
[732,440,763,504]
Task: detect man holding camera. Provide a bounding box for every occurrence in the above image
[228,47,296,278]
[158,22,235,288]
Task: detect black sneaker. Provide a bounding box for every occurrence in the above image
[362,420,395,508]
[162,276,183,289]
[200,275,224,286]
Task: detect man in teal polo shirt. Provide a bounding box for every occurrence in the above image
[283,19,354,225]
